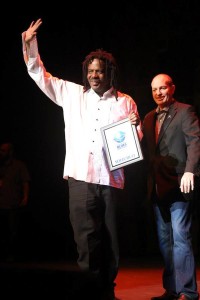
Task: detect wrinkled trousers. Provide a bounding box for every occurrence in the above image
[153,201,199,299]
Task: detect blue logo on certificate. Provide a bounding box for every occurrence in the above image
[113,131,125,143]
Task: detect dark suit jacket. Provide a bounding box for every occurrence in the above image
[142,100,200,202]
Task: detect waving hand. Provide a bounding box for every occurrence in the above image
[24,18,42,43]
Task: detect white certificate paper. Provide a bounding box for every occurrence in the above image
[101,118,143,171]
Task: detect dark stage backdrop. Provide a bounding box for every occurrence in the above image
[1,3,200,260]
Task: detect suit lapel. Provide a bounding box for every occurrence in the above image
[147,110,157,150]
[157,102,177,144]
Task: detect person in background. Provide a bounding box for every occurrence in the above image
[0,141,30,261]
[142,73,200,300]
[21,19,142,300]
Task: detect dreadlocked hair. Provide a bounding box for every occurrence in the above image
[82,49,119,97]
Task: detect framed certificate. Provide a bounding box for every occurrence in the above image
[101,117,143,171]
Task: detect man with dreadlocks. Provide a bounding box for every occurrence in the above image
[22,19,143,300]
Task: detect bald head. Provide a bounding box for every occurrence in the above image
[151,74,173,87]
[151,74,175,109]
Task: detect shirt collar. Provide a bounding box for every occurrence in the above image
[90,87,117,101]
[156,106,169,114]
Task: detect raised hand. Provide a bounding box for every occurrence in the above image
[24,18,42,43]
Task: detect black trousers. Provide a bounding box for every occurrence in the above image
[68,177,120,289]
[0,208,22,258]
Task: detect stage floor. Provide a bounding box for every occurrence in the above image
[0,256,200,300]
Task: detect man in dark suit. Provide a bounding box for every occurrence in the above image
[142,74,200,300]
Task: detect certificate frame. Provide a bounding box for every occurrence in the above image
[101,117,143,171]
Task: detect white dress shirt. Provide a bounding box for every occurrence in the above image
[22,35,143,189]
